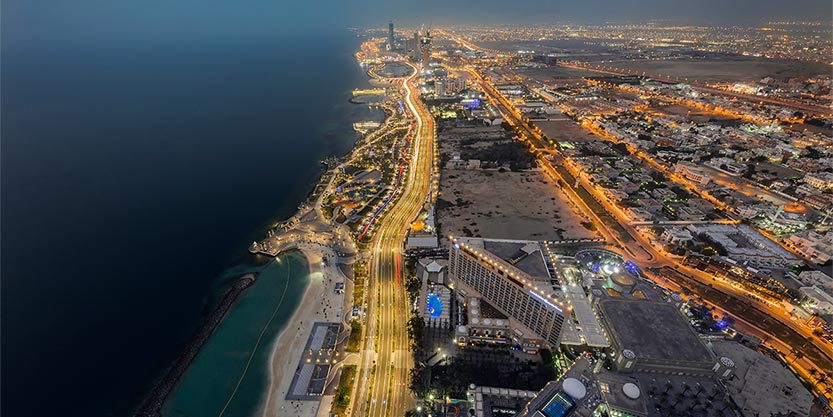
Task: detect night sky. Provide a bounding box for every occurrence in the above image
[3,0,832,46]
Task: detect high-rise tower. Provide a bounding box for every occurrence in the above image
[387,21,395,51]
[420,30,432,70]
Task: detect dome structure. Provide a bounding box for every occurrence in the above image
[622,383,640,399]
[562,378,586,400]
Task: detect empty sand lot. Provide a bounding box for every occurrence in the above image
[437,169,600,241]
[611,58,832,82]
[535,119,599,144]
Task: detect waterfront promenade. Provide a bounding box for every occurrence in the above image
[249,54,434,417]
[249,144,363,417]
[248,52,432,417]
[351,62,435,417]
[258,241,351,417]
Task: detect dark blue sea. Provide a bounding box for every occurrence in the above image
[1,32,380,416]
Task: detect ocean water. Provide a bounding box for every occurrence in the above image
[1,32,380,417]
[163,251,310,417]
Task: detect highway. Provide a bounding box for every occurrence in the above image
[351,61,435,417]
[451,44,833,399]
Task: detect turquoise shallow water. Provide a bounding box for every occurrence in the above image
[163,251,310,417]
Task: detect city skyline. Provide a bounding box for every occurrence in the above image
[3,1,832,416]
[3,0,832,46]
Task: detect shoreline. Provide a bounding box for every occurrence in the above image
[244,56,382,417]
[258,243,348,417]
[156,79,373,417]
[258,246,316,417]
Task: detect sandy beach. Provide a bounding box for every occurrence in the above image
[259,242,348,417]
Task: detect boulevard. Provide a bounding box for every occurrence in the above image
[352,61,435,417]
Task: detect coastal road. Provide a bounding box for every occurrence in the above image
[352,61,435,417]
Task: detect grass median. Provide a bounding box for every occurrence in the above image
[331,365,357,416]
[347,320,362,353]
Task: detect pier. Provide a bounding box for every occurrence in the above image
[351,88,386,96]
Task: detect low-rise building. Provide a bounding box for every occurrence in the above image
[799,285,833,315]
[595,297,721,377]
[674,162,711,186]
[688,224,802,268]
[795,184,821,197]
[627,207,654,222]
[802,192,833,210]
[416,258,448,285]
[794,270,833,289]
[468,385,539,417]
[784,230,833,264]
[661,227,695,246]
[706,157,747,176]
[674,205,707,221]
[803,172,833,191]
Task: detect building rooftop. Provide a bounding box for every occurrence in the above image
[418,258,446,273]
[687,224,801,266]
[709,340,813,417]
[514,358,601,417]
[470,385,539,417]
[481,239,551,281]
[407,236,439,249]
[478,298,508,320]
[594,371,648,417]
[596,298,715,367]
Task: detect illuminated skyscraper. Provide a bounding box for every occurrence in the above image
[420,30,432,70]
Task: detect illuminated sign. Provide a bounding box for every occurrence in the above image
[531,291,563,313]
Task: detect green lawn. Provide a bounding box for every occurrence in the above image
[346,320,362,353]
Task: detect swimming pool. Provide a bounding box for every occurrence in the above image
[426,293,443,318]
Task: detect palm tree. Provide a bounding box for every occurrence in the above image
[817,372,830,387]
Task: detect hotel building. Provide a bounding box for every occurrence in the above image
[448,237,568,352]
